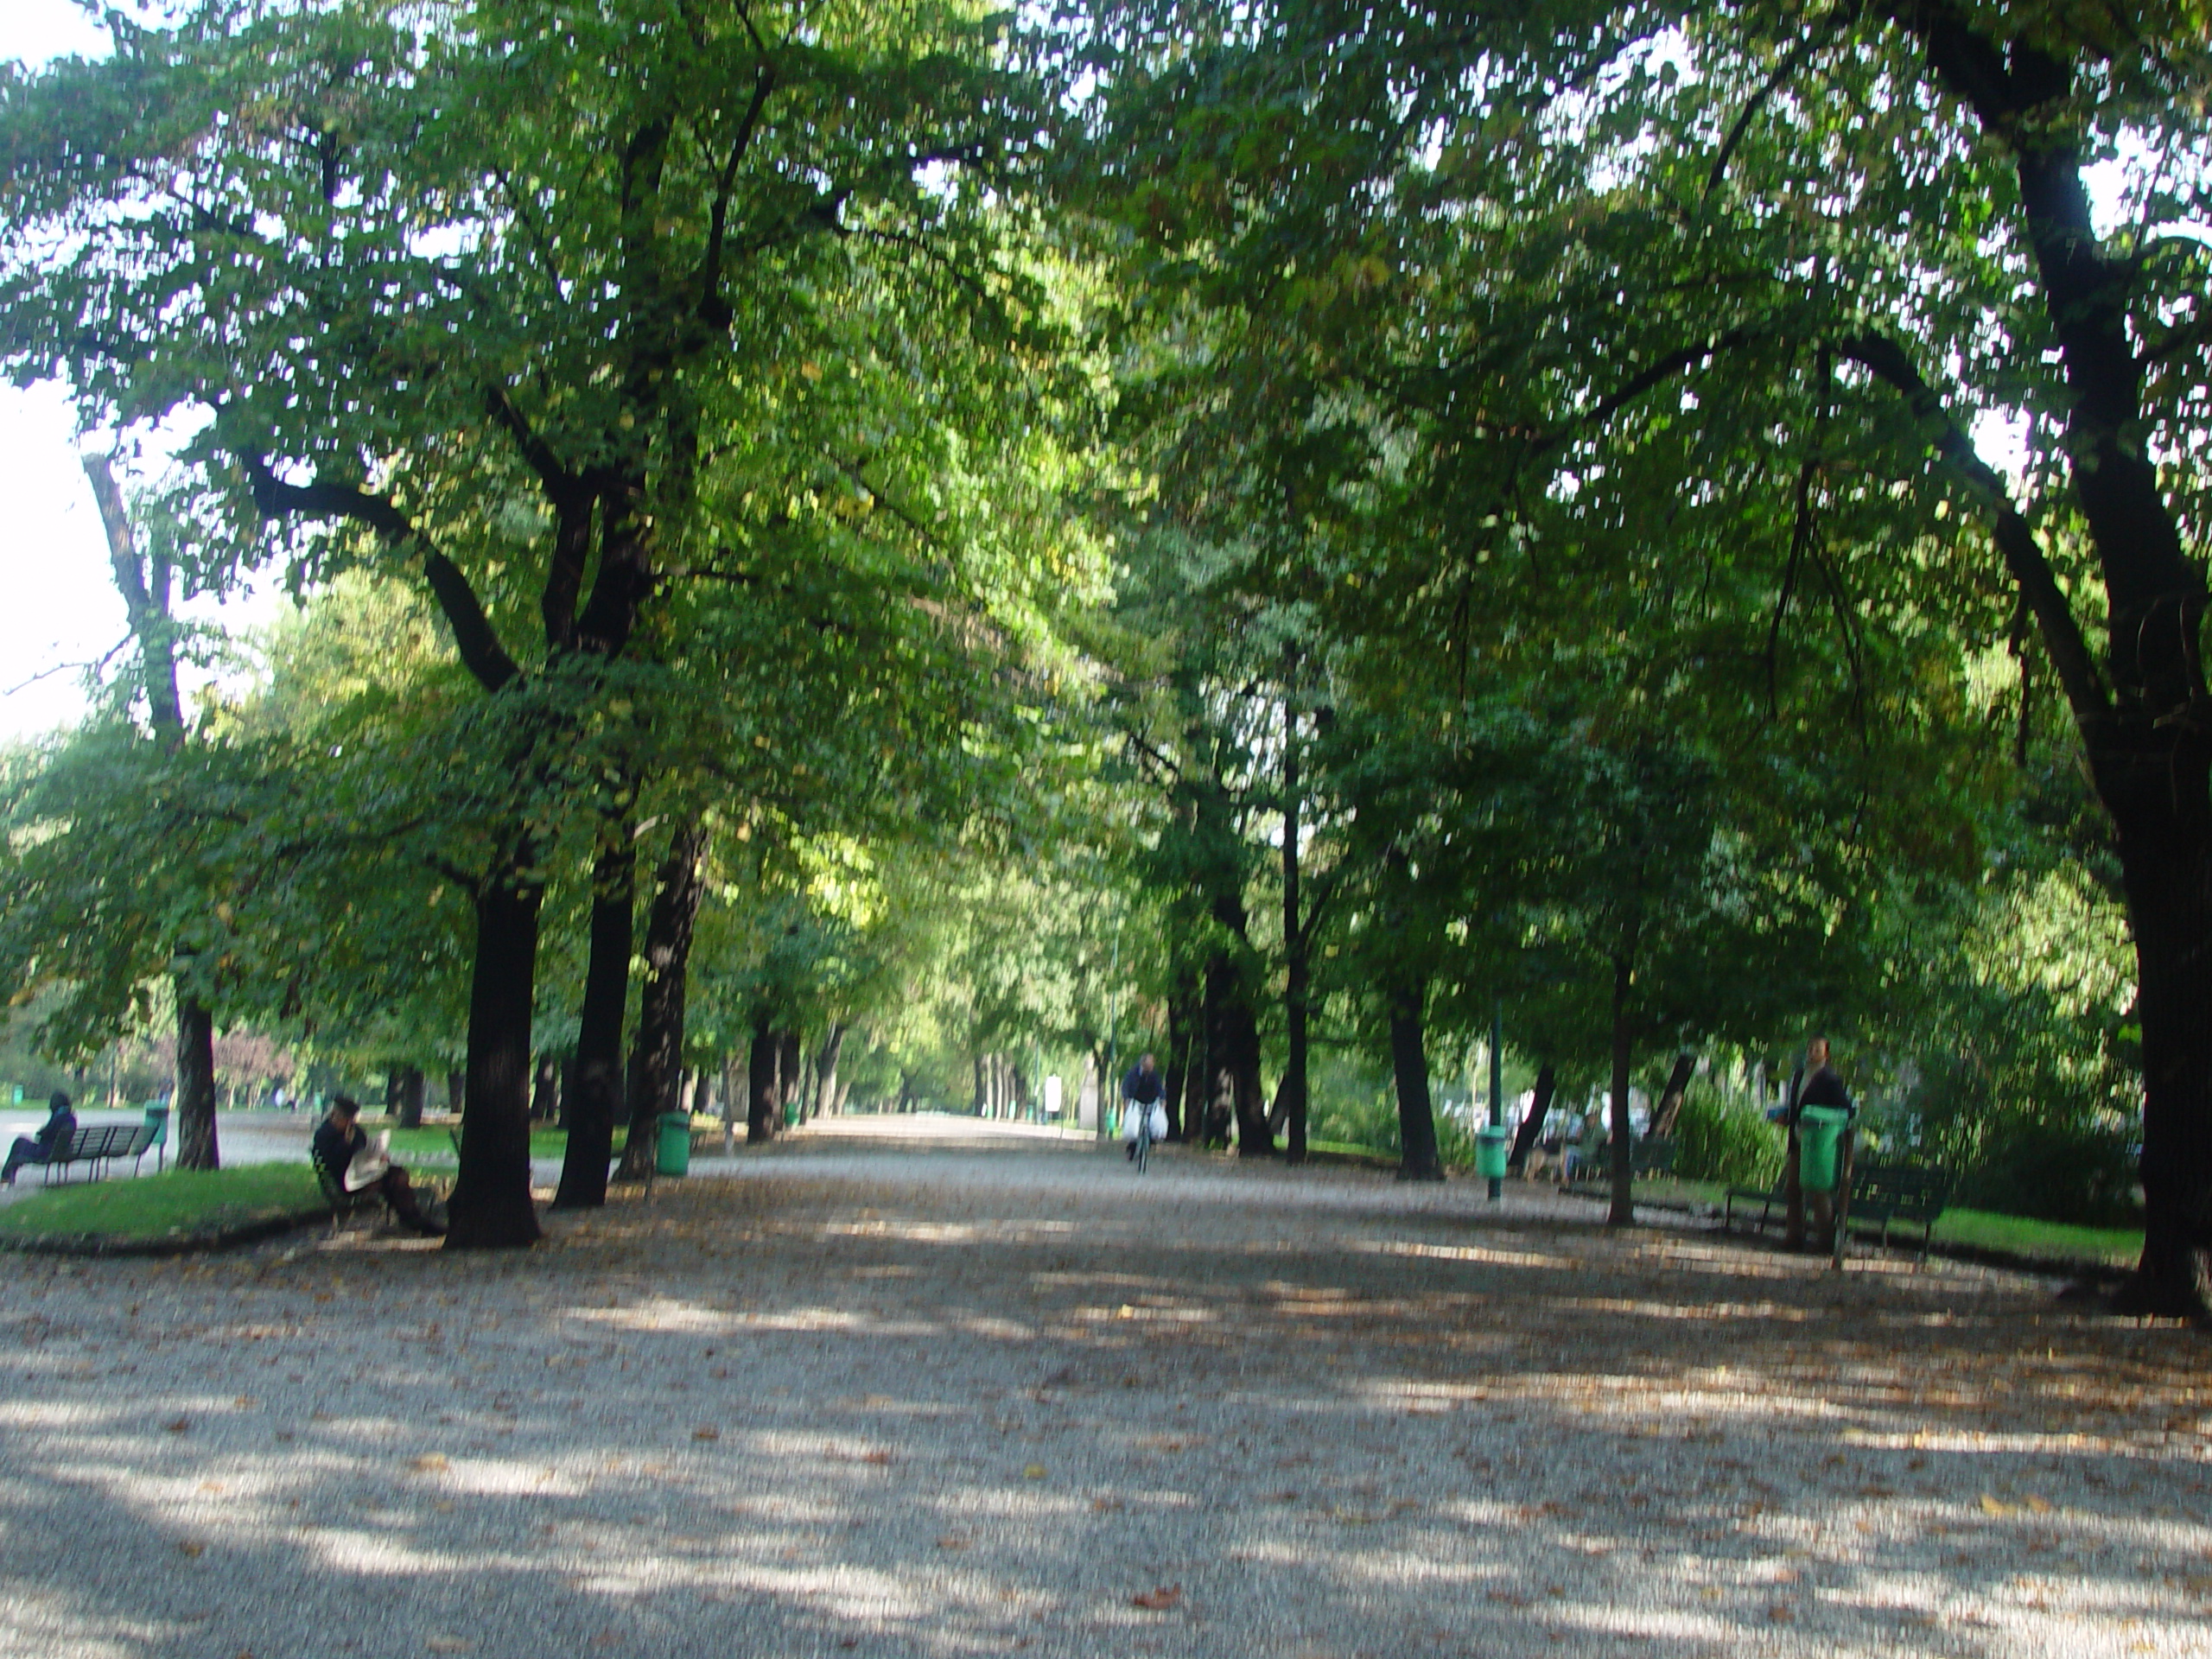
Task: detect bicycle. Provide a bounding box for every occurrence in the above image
[1128,1103,1153,1173]
[1123,1097,1166,1172]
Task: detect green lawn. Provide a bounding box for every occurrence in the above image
[376,1124,628,1166]
[0,1165,326,1248]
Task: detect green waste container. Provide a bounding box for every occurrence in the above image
[1474,1126,1512,1181]
[1797,1106,1849,1193]
[657,1111,693,1178]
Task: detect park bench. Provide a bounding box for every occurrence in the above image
[311,1142,392,1236]
[1565,1137,1675,1192]
[28,1112,169,1185]
[1839,1159,1953,1262]
[1724,1155,1951,1262]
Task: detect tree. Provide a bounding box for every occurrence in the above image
[1,0,1051,1245]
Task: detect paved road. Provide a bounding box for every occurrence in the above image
[0,1118,2207,1657]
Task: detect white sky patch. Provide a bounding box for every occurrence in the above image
[0,1,284,745]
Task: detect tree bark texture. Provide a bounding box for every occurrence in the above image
[777,1028,804,1126]
[446,876,543,1249]
[396,1065,426,1130]
[1203,948,1269,1155]
[1645,1053,1694,1141]
[1280,696,1310,1165]
[617,818,709,1181]
[554,839,634,1208]
[814,1024,847,1119]
[1510,1063,1558,1168]
[174,993,218,1171]
[1161,985,1192,1141]
[748,1014,778,1142]
[1607,955,1636,1227]
[1389,977,1445,1181]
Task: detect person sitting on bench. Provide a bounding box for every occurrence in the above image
[3,1090,77,1185]
[313,1095,442,1236]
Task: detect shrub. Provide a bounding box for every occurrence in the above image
[1673,1090,1783,1190]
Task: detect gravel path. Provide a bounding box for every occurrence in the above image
[1,1117,2208,1658]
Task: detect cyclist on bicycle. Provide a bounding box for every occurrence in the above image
[1121,1052,1166,1163]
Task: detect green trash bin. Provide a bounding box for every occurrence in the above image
[657,1111,693,1178]
[1474,1126,1512,1181]
[1797,1106,1849,1194]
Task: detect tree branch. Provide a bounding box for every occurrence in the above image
[239,454,521,692]
[1837,332,2111,727]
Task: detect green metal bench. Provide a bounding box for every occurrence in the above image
[1566,1137,1676,1191]
[1840,1159,1953,1262]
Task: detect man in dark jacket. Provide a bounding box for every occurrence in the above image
[313,1095,443,1235]
[1121,1053,1164,1160]
[3,1091,77,1185]
[1785,1036,1854,1250]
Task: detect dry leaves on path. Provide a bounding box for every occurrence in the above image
[1133,1584,1183,1611]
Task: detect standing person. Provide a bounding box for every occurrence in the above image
[312,1096,444,1235]
[2,1091,76,1185]
[1121,1052,1165,1161]
[1783,1035,1855,1252]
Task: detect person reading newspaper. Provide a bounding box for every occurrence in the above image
[313,1095,443,1236]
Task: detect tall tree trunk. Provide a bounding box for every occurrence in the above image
[1510,1063,1558,1168]
[174,993,218,1171]
[1645,1052,1694,1140]
[616,817,710,1180]
[1280,688,1310,1164]
[1160,984,1192,1141]
[446,874,544,1249]
[721,1051,743,1146]
[397,1065,426,1130]
[778,1028,803,1127]
[814,1024,846,1120]
[748,1014,778,1142]
[1389,976,1444,1181]
[553,839,635,1208]
[1886,17,2212,1313]
[1607,953,1636,1228]
[1204,949,1270,1156]
[86,458,216,1169]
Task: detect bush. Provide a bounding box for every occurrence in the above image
[1954,1117,2141,1227]
[1673,1090,1783,1190]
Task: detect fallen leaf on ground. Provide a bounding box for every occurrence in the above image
[427,1640,473,1655]
[1022,1464,1046,1479]
[178,1541,205,1559]
[410,1454,451,1473]
[936,1535,969,1550]
[1132,1585,1183,1611]
[1980,1494,2009,1516]
[693,1426,720,1440]
[164,1418,189,1434]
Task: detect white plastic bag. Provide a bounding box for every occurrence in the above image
[1121,1103,1144,1141]
[1148,1103,1168,1142]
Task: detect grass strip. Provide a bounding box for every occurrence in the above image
[0,1165,326,1249]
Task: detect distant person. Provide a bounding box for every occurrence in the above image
[2,1091,77,1185]
[312,1095,443,1236]
[1783,1035,1855,1251]
[1122,1053,1166,1160]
